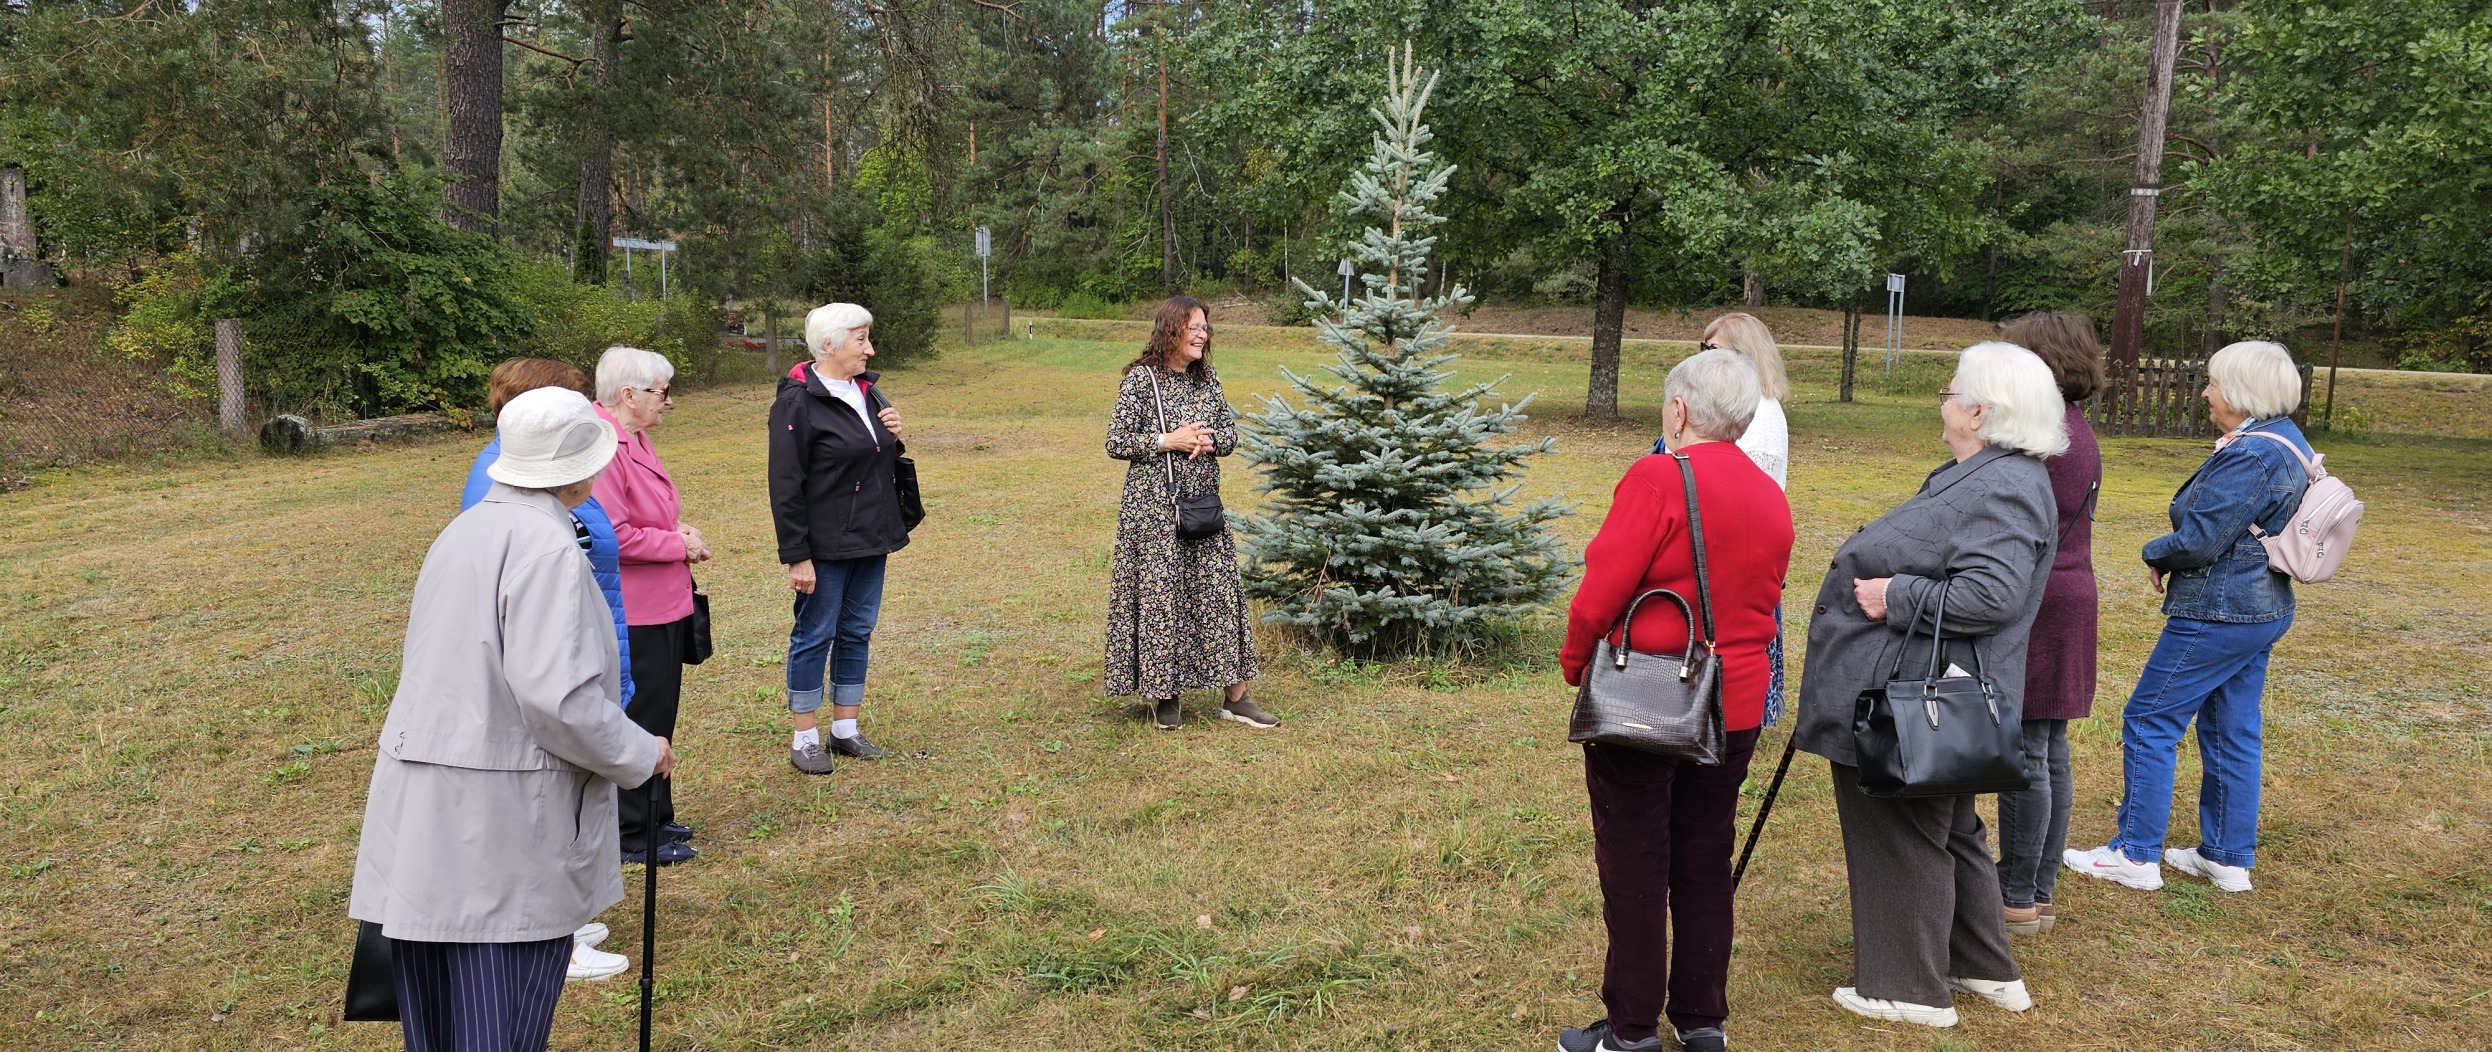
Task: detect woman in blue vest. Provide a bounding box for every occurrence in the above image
[459,357,639,984]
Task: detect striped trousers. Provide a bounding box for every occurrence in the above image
[389,935,573,1052]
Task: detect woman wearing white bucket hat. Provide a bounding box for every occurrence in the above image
[350,386,679,1052]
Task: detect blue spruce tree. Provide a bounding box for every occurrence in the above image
[1238,47,1572,657]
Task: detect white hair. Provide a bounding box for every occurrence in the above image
[804,302,874,361]
[1664,348,1761,444]
[1953,341,2070,458]
[2207,340,2303,420]
[594,346,676,406]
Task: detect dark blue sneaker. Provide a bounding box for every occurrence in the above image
[624,841,697,866]
[1674,1027,1727,1052]
[661,822,696,843]
[1557,1019,1662,1052]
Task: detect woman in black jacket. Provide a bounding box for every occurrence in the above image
[769,302,911,775]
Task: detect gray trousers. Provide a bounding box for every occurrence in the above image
[1995,719,2073,908]
[1829,762,2021,1007]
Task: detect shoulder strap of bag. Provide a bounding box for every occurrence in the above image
[861,381,906,455]
[2057,473,2099,548]
[2237,429,2322,479]
[1669,452,1717,649]
[1145,368,1181,505]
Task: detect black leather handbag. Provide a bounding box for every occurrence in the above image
[1146,368,1226,540]
[684,582,712,666]
[343,920,397,1021]
[865,383,925,531]
[1851,580,2030,798]
[1567,452,1725,764]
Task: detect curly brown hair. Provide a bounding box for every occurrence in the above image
[1999,312,2107,403]
[1124,296,1213,380]
[486,358,593,415]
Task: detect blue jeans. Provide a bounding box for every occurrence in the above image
[786,555,887,714]
[2110,614,2292,868]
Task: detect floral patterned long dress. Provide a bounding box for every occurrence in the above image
[1103,365,1259,699]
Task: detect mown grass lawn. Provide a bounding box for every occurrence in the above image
[4,328,2487,1051]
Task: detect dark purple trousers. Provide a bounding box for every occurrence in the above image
[1583,728,1760,1043]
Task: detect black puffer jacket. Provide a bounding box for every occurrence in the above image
[768,363,911,564]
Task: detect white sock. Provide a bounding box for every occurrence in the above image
[831,718,859,740]
[793,727,820,749]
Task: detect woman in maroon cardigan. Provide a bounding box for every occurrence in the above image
[1555,350,1794,1052]
[1993,312,2106,936]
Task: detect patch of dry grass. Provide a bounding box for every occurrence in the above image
[3,330,2488,1051]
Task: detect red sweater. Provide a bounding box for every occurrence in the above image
[1561,442,1794,732]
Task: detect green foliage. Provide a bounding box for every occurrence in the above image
[1239,52,1572,658]
[573,216,608,286]
[803,219,944,367]
[1057,293,1122,320]
[506,264,717,381]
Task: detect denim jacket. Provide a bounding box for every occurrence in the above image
[2143,417,2311,624]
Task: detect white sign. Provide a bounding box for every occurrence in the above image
[611,237,677,252]
[974,227,992,258]
[1336,258,1355,277]
[1885,273,1906,293]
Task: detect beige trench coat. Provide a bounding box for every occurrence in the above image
[349,484,664,943]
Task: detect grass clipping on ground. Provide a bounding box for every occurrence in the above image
[3,334,2488,1051]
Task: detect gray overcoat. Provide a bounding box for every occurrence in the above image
[1792,447,2059,767]
[349,484,665,943]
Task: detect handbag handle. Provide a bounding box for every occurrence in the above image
[1144,368,1185,506]
[1669,452,1719,651]
[1607,587,1703,678]
[1885,578,1991,684]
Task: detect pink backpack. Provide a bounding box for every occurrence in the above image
[2239,431,2362,583]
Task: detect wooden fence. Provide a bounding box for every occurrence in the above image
[2089,357,2315,438]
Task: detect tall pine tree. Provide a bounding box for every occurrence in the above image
[1238,46,1571,658]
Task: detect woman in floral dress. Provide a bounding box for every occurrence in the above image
[1103,297,1273,731]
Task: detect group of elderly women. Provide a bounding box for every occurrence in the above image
[1557,314,2316,1049]
[349,303,915,1049]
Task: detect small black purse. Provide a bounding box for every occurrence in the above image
[343,920,397,1021]
[1146,368,1226,541]
[865,383,926,531]
[684,581,712,666]
[1852,580,2030,798]
[1567,452,1725,764]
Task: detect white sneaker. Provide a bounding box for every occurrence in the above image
[2165,846,2254,892]
[567,941,629,982]
[573,921,610,948]
[1944,976,2033,1012]
[2062,844,2164,891]
[1832,987,1958,1028]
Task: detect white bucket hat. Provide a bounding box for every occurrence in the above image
[487,386,619,489]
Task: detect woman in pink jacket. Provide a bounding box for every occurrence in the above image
[591,346,713,866]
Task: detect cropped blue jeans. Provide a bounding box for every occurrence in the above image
[2110,613,2293,869]
[786,555,887,714]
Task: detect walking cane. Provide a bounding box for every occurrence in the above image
[639,775,660,1052]
[1732,731,1798,890]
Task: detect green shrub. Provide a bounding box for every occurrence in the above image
[507,264,719,383]
[1059,292,1122,320]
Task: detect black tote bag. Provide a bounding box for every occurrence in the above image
[1851,580,2030,798]
[1566,452,1726,764]
[864,383,925,531]
[343,921,397,1021]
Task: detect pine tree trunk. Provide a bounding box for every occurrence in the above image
[575,0,620,274]
[1742,267,1764,308]
[1156,24,1175,291]
[2109,0,2185,365]
[1585,218,1632,419]
[442,0,506,234]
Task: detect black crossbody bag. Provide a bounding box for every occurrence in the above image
[1566,451,1726,764]
[864,382,925,531]
[1145,369,1226,540]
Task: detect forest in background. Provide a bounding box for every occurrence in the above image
[3,0,2488,421]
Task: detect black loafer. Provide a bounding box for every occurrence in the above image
[661,822,696,843]
[624,841,697,866]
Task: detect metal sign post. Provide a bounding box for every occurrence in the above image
[612,238,678,298]
[1883,272,1906,374]
[974,226,992,306]
[1337,258,1355,303]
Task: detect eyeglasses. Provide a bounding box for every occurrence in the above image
[629,385,673,402]
[1937,388,1958,405]
[1699,341,1726,352]
[1185,324,1212,335]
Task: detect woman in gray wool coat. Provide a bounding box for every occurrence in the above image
[350,387,678,1051]
[1790,342,2067,1029]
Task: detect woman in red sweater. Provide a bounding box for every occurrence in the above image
[1556,350,1794,1052]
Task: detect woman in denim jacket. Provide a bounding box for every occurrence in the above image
[2065,341,2311,896]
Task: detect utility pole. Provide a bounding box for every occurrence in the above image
[2108,0,2185,366]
